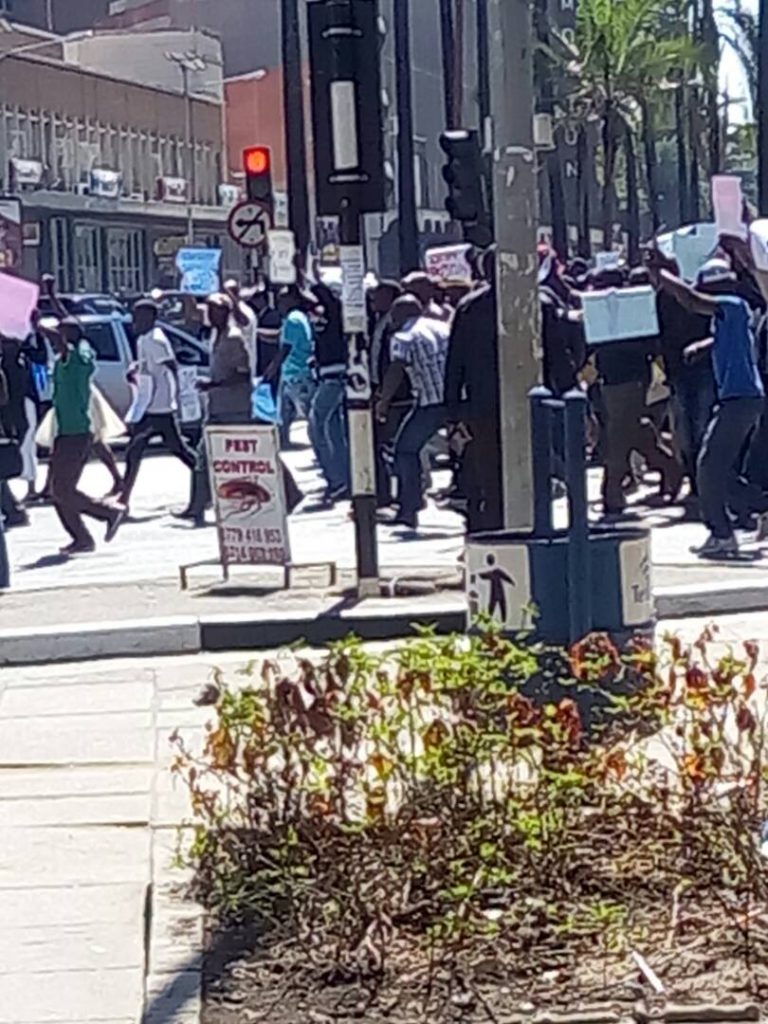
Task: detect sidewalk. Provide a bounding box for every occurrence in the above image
[2,611,767,1023]
[4,447,768,665]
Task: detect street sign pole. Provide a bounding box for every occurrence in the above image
[340,202,379,594]
[308,0,387,599]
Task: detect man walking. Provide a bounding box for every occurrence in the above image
[121,300,196,509]
[650,254,766,557]
[49,318,125,555]
[376,296,450,531]
[182,294,253,528]
[308,277,350,503]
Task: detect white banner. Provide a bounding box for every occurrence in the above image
[206,425,291,567]
[425,243,472,282]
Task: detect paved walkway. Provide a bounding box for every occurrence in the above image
[2,611,768,1022]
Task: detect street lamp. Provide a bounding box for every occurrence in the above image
[165,49,209,244]
[0,26,94,64]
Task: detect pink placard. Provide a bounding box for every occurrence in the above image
[0,272,39,340]
[712,175,746,239]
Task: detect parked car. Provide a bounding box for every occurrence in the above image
[43,314,210,426]
[37,293,128,317]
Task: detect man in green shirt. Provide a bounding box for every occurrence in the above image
[50,318,125,555]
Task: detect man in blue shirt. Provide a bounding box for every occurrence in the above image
[650,254,765,558]
[266,287,316,449]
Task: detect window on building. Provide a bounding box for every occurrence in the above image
[107,227,144,295]
[50,218,70,292]
[73,225,102,292]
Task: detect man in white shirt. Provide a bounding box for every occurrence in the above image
[120,299,197,508]
[375,295,450,530]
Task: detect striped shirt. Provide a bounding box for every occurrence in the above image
[390,317,450,408]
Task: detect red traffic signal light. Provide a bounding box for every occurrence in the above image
[244,146,271,176]
[243,146,274,205]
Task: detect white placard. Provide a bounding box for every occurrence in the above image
[619,536,652,627]
[340,244,366,335]
[177,366,202,423]
[750,219,768,273]
[712,175,746,240]
[425,243,472,282]
[594,251,620,271]
[580,286,659,345]
[206,425,291,567]
[668,222,717,283]
[0,272,38,340]
[268,229,297,284]
[466,542,532,631]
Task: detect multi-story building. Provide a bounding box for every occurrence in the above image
[0,23,239,292]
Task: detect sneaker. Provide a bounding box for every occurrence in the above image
[691,534,739,558]
[105,506,126,543]
[757,512,768,542]
[60,540,96,556]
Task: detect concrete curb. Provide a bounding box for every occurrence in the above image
[2,582,768,668]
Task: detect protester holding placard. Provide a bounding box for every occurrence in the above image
[589,268,682,515]
[648,251,768,558]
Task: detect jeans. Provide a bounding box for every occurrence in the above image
[0,507,8,588]
[394,404,446,519]
[122,413,196,502]
[670,367,717,489]
[279,375,316,448]
[50,434,115,546]
[697,397,764,539]
[189,411,253,518]
[309,376,349,493]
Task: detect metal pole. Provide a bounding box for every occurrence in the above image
[488,0,541,531]
[476,0,490,136]
[340,202,379,597]
[45,0,54,31]
[281,0,311,257]
[563,390,591,642]
[394,0,420,274]
[183,66,195,244]
[439,0,456,129]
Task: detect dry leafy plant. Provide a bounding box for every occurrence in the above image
[172,624,768,1008]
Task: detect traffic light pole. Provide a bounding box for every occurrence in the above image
[394,0,420,274]
[340,202,379,597]
[281,0,312,256]
[487,0,540,531]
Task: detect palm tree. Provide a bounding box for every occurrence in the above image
[571,0,696,247]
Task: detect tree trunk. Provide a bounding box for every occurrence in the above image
[624,122,640,264]
[689,88,701,221]
[548,145,568,259]
[533,0,567,257]
[700,0,721,176]
[576,124,591,257]
[675,84,689,225]
[602,102,618,248]
[639,98,660,231]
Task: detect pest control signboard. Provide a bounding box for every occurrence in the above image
[206,425,290,567]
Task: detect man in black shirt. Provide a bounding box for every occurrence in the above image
[307,279,350,502]
[592,268,681,514]
[444,258,503,533]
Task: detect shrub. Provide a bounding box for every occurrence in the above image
[171,624,768,996]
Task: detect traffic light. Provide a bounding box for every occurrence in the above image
[243,146,273,204]
[439,129,493,245]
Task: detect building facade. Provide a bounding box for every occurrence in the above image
[0,42,239,292]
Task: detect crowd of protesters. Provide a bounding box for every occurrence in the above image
[3,228,768,589]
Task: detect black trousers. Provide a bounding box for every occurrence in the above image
[697,397,765,538]
[122,413,196,502]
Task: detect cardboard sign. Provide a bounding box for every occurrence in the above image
[268,229,297,284]
[177,366,202,423]
[0,272,39,340]
[425,243,472,282]
[176,247,222,295]
[206,425,290,568]
[580,286,658,345]
[670,223,717,283]
[594,251,620,272]
[712,175,746,240]
[750,219,768,273]
[340,244,366,335]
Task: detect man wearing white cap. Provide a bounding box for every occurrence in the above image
[648,252,766,557]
